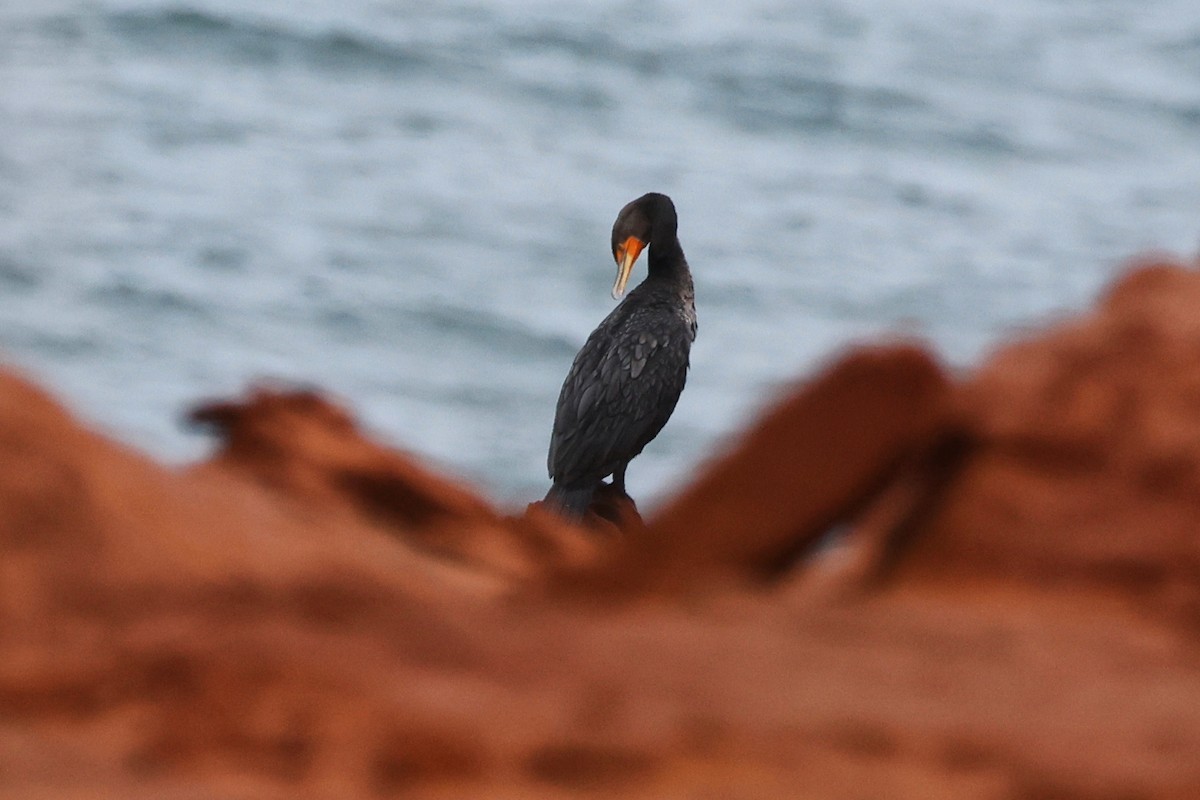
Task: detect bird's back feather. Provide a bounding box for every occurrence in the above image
[548,279,694,488]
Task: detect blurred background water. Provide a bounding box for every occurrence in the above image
[1,0,1198,508]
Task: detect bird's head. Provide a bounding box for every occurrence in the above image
[610,198,651,300]
[610,192,676,300]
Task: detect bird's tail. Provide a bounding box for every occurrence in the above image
[543,483,596,519]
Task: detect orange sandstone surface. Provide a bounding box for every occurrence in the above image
[2,257,1200,799]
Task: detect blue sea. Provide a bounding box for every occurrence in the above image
[2,0,1198,508]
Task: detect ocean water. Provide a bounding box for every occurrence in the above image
[1,0,1198,508]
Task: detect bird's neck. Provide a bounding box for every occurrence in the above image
[647,236,688,284]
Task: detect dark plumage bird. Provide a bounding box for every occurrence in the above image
[545,192,697,518]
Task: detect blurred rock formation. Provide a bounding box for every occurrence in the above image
[2,256,1199,799]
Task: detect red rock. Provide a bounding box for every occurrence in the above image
[4,256,1200,800]
[884,258,1200,620]
[188,387,596,583]
[626,344,952,586]
[189,387,496,529]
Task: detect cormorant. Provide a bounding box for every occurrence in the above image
[545,192,697,518]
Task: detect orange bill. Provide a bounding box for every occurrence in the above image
[612,236,646,300]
